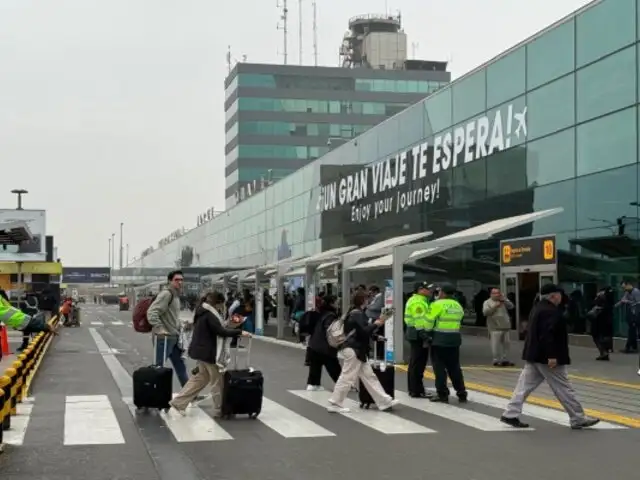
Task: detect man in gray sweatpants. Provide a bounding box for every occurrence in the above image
[500,283,600,430]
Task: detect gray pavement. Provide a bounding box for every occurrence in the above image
[1,304,639,480]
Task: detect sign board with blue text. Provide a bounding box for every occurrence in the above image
[63,267,111,284]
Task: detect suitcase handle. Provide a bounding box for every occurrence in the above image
[372,337,387,369]
[153,334,170,367]
[231,335,252,370]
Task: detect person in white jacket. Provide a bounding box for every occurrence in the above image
[482,288,515,366]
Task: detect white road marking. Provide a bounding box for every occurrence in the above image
[64,395,125,445]
[258,397,335,438]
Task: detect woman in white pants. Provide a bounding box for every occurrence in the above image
[328,291,397,413]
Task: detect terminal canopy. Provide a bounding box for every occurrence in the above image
[0,220,32,244]
[288,246,358,269]
[348,208,563,271]
[343,231,433,264]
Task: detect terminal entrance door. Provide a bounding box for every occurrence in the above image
[499,235,558,337]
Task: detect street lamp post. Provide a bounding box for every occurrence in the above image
[10,189,28,210]
[111,233,115,276]
[108,237,112,286]
[119,222,124,270]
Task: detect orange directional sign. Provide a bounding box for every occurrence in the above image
[500,235,556,267]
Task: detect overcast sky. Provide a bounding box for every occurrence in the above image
[0,0,591,266]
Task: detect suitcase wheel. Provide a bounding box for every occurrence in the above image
[360,403,371,409]
[249,412,259,419]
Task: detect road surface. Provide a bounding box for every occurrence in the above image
[1,304,638,480]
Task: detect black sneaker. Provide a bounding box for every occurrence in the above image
[191,367,200,375]
[429,396,449,403]
[501,361,515,367]
[571,418,600,430]
[457,394,468,403]
[500,416,530,428]
[409,392,431,399]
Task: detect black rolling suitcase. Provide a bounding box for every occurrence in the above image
[220,336,264,419]
[133,338,173,411]
[359,338,395,409]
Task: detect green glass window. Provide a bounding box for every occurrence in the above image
[237,97,395,115]
[576,0,636,68]
[531,180,577,235]
[576,164,638,231]
[576,107,637,177]
[577,45,637,123]
[526,128,575,187]
[527,74,575,140]
[487,47,526,108]
[237,167,292,182]
[452,157,487,206]
[452,70,486,123]
[424,88,452,136]
[527,19,575,90]
[486,147,527,197]
[238,74,277,87]
[452,69,487,123]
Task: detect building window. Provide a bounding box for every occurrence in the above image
[486,147,527,197]
[238,74,277,87]
[527,18,575,90]
[486,46,526,108]
[576,0,636,68]
[576,45,637,123]
[576,107,637,177]
[527,74,575,140]
[424,88,452,136]
[526,128,576,187]
[576,164,638,232]
[452,70,486,124]
[237,97,399,115]
[531,180,577,235]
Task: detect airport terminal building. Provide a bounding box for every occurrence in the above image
[129,0,640,336]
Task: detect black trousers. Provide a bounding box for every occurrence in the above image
[306,349,341,386]
[431,346,466,398]
[407,340,429,395]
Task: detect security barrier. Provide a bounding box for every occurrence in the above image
[0,315,59,452]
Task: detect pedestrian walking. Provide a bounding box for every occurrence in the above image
[500,283,600,429]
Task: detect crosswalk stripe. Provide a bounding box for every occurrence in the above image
[289,390,435,435]
[160,407,233,442]
[394,391,534,432]
[90,321,104,326]
[258,397,335,438]
[64,395,125,445]
[4,399,34,445]
[466,389,627,429]
[111,321,124,325]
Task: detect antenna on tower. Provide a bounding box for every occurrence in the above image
[312,0,318,66]
[411,42,419,59]
[298,0,303,65]
[226,45,232,73]
[277,0,289,65]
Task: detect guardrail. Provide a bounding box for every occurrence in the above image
[0,315,59,453]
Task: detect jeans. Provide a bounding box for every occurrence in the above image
[154,336,189,387]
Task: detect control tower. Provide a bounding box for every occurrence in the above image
[339,13,407,69]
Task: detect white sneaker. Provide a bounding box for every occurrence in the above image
[327,404,350,413]
[306,385,324,391]
[379,399,400,412]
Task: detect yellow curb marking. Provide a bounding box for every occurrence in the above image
[395,364,640,428]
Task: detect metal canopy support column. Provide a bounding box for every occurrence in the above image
[304,265,317,311]
[254,270,265,336]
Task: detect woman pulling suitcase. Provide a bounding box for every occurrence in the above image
[169,291,250,417]
[328,292,398,413]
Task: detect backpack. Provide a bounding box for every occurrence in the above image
[298,310,319,335]
[132,290,173,333]
[326,310,355,348]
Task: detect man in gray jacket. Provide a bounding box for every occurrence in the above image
[483,287,515,367]
[147,270,189,387]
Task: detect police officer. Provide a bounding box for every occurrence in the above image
[426,283,467,403]
[404,282,434,398]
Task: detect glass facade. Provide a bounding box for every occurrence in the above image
[234,72,447,94]
[235,97,411,115]
[141,0,640,337]
[225,121,371,144]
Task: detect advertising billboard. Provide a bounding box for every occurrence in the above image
[63,267,111,284]
[0,209,46,261]
[500,235,557,268]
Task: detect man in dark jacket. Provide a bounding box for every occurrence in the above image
[500,284,600,429]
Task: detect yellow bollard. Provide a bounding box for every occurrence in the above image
[12,360,24,403]
[18,354,28,399]
[4,368,17,416]
[0,376,11,431]
[0,386,4,446]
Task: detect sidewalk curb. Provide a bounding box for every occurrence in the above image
[253,334,640,428]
